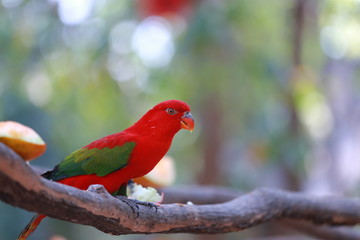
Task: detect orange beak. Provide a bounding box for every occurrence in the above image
[181,112,195,132]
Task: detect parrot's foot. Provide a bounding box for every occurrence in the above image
[130,198,159,212]
[116,196,159,218]
[116,195,140,218]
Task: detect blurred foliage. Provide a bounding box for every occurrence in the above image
[2,0,360,239]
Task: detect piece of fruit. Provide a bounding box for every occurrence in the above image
[127,183,163,203]
[0,121,46,161]
[134,155,176,188]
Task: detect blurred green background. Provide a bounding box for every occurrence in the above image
[2,0,360,239]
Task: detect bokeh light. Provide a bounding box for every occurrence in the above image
[132,16,175,68]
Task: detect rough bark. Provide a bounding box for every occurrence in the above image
[1,143,360,237]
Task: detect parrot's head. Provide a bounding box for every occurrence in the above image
[136,100,195,136]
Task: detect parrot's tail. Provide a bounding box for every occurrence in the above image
[17,214,46,240]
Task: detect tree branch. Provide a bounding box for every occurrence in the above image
[1,143,360,236]
[159,187,360,239]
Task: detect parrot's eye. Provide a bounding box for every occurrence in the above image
[166,108,177,115]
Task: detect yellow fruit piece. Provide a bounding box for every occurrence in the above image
[134,155,176,188]
[0,121,46,161]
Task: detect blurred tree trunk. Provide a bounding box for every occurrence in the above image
[283,0,309,191]
[197,95,223,185]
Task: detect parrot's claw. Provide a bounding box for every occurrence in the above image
[116,196,160,218]
[130,199,159,213]
[116,196,140,218]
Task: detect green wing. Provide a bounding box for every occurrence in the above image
[43,142,136,181]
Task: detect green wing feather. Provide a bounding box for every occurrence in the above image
[43,142,136,181]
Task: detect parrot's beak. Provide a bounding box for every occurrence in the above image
[181,112,195,132]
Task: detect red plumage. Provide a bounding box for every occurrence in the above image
[58,99,193,193]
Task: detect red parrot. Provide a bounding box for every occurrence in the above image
[17,100,194,240]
